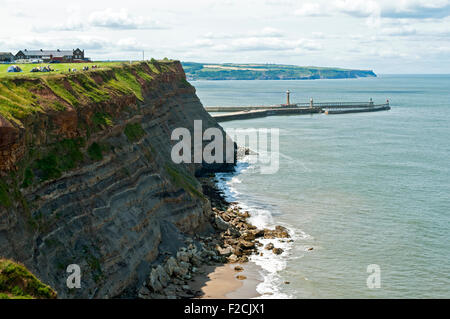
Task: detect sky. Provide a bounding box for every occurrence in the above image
[1,0,450,74]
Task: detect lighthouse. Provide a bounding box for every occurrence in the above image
[286,90,290,106]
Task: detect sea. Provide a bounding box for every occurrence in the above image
[191,75,450,298]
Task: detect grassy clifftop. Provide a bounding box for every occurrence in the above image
[0,60,180,127]
[0,58,188,203]
[182,62,376,80]
[0,258,56,299]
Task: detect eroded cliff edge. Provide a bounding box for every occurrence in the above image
[0,60,234,298]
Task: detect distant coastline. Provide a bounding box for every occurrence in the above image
[182,62,376,80]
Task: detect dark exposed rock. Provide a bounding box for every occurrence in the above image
[272,248,284,255]
[251,229,265,238]
[241,231,255,241]
[216,245,233,256]
[214,215,230,231]
[263,226,290,239]
[228,254,239,263]
[234,266,244,272]
[238,240,255,250]
[239,256,249,263]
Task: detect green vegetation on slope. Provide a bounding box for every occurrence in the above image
[0,258,56,299]
[165,163,205,199]
[0,59,180,195]
[0,60,177,126]
[0,79,43,123]
[87,142,111,161]
[124,123,146,142]
[0,180,12,207]
[34,138,85,181]
[92,112,113,129]
[181,62,376,80]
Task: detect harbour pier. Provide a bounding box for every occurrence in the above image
[205,97,390,122]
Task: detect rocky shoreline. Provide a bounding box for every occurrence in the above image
[138,174,292,299]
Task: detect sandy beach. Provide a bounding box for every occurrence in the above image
[190,261,263,299]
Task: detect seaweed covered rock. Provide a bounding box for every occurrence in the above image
[0,258,56,299]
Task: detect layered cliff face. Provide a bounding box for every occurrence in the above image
[0,61,234,298]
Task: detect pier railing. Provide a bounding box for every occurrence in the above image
[205,101,389,112]
[293,102,388,108]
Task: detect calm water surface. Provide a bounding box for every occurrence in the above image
[192,75,450,298]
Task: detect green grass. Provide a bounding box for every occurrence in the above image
[34,154,61,181]
[0,258,56,299]
[0,79,43,124]
[124,123,146,142]
[114,68,144,100]
[92,112,113,129]
[45,78,79,106]
[179,78,192,88]
[165,164,205,199]
[21,168,34,188]
[86,255,103,283]
[0,60,179,125]
[0,180,12,207]
[87,142,103,161]
[33,138,85,181]
[135,68,154,82]
[27,138,110,184]
[68,76,110,103]
[0,62,123,78]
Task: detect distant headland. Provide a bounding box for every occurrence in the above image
[182,62,376,80]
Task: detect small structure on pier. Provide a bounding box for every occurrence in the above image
[286,90,291,105]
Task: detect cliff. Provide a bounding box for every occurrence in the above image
[182,62,377,80]
[0,60,234,298]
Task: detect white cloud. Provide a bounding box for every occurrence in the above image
[334,0,380,18]
[379,0,450,19]
[188,36,320,53]
[248,27,285,37]
[294,3,329,17]
[374,49,411,58]
[293,0,450,20]
[1,0,450,73]
[203,32,235,39]
[227,38,295,51]
[35,8,166,32]
[204,27,284,39]
[381,26,417,36]
[0,35,144,53]
[88,8,164,30]
[116,38,145,51]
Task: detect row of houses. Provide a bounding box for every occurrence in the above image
[0,48,88,63]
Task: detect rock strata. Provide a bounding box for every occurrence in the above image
[139,177,291,299]
[0,61,291,299]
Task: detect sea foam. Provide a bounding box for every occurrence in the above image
[215,157,309,299]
